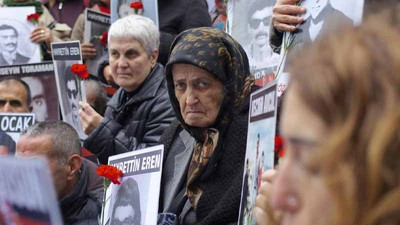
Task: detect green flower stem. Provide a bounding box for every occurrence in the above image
[100,178,111,225]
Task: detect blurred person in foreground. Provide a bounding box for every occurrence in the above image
[159,27,255,225]
[16,121,103,225]
[79,15,175,164]
[253,15,400,225]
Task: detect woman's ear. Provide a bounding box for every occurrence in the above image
[66,154,82,181]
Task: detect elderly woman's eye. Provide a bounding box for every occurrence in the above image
[198,81,209,88]
[126,51,137,58]
[175,82,186,90]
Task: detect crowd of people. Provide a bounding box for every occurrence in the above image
[0,0,400,225]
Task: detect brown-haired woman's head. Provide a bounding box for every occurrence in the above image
[271,15,400,225]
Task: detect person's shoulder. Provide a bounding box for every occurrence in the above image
[325,3,352,23]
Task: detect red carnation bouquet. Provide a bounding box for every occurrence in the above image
[27,13,40,24]
[97,165,123,225]
[130,1,144,14]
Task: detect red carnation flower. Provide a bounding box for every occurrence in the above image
[27,13,40,24]
[130,1,143,9]
[96,165,123,185]
[99,32,108,47]
[71,63,89,80]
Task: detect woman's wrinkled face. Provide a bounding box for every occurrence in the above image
[271,84,335,225]
[109,38,157,92]
[172,63,224,128]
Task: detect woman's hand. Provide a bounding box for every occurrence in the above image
[30,27,53,48]
[254,169,279,225]
[81,42,97,60]
[272,0,306,32]
[79,102,103,135]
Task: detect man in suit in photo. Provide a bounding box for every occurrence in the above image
[0,24,30,66]
[291,0,352,48]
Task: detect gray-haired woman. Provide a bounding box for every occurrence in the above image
[79,15,175,164]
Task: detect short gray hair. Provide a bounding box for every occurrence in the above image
[21,121,81,164]
[108,14,160,56]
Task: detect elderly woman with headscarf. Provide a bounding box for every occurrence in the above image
[79,15,175,164]
[159,27,255,225]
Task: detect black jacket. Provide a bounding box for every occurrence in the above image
[60,159,103,225]
[84,63,175,164]
[0,130,15,155]
[158,0,211,65]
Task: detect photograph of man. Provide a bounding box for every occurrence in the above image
[292,0,352,47]
[21,76,48,122]
[245,0,280,72]
[0,77,32,114]
[63,65,84,136]
[111,178,141,225]
[0,77,32,155]
[0,24,30,66]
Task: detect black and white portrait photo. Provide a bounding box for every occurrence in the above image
[0,25,30,65]
[230,0,279,83]
[0,62,59,123]
[111,178,142,225]
[22,75,59,122]
[289,0,364,52]
[51,41,86,139]
[244,0,279,72]
[54,60,86,139]
[276,0,364,75]
[0,7,42,66]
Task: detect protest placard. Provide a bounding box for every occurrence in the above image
[0,61,59,122]
[238,81,278,225]
[0,157,62,225]
[51,41,87,139]
[102,145,164,225]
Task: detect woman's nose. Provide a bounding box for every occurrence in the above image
[117,56,129,67]
[185,88,199,106]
